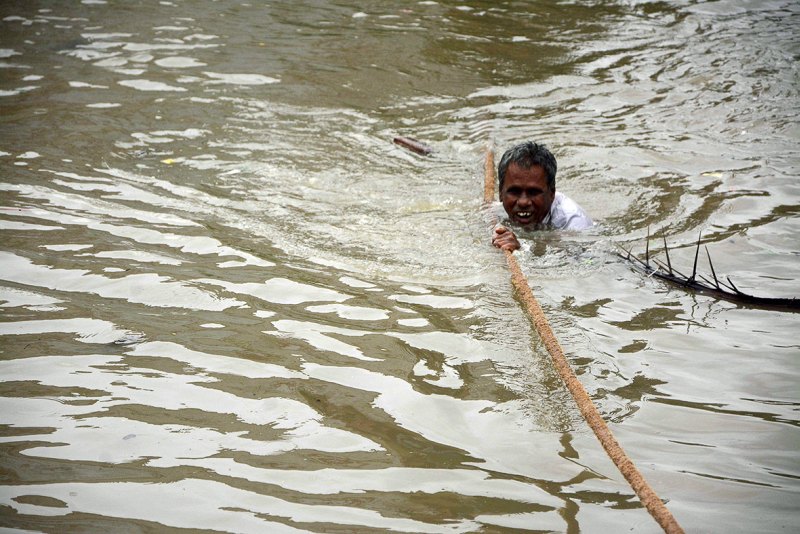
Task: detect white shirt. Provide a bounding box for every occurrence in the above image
[542,191,593,230]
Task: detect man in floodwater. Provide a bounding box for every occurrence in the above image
[491,142,593,251]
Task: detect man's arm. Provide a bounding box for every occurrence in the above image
[492,225,520,252]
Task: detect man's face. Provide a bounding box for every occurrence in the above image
[500,163,555,226]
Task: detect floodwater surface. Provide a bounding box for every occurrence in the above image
[1,1,799,532]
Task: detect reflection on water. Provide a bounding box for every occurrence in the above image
[1,0,799,532]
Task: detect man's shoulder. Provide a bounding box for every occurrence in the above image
[550,192,593,230]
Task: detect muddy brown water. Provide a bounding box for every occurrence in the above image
[1,1,798,532]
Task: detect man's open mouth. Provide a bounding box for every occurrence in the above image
[514,211,533,222]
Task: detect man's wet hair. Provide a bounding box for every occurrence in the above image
[497,142,557,196]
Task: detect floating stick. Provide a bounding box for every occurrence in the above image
[705,247,721,289]
[618,236,800,311]
[662,234,673,275]
[393,136,433,155]
[654,258,690,281]
[726,276,740,294]
[689,232,701,283]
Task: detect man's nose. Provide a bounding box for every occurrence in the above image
[518,193,533,206]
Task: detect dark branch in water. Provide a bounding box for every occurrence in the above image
[618,232,800,312]
[393,136,433,155]
[690,232,701,283]
[705,247,720,289]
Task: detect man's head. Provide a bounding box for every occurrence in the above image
[498,141,557,192]
[498,142,557,226]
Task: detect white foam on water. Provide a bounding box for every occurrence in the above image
[118,79,187,91]
[203,72,280,85]
[388,293,473,309]
[5,203,273,268]
[0,479,467,533]
[0,86,38,96]
[400,284,430,294]
[122,42,219,52]
[93,249,182,265]
[388,331,509,365]
[0,181,200,227]
[0,353,380,459]
[150,128,209,138]
[306,303,390,321]
[62,48,120,61]
[0,251,244,311]
[93,56,128,67]
[69,80,109,88]
[268,320,379,362]
[184,33,218,41]
[475,510,565,532]
[129,341,304,380]
[0,317,133,344]
[397,317,429,327]
[0,220,63,231]
[131,132,175,143]
[303,363,585,482]
[339,276,375,288]
[0,286,63,308]
[81,32,133,40]
[201,278,349,305]
[129,52,153,63]
[147,458,561,506]
[155,56,206,68]
[40,244,93,251]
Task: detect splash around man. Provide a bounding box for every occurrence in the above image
[491,142,593,252]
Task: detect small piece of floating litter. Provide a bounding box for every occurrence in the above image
[617,229,800,312]
[393,136,433,155]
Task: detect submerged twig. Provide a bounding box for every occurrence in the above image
[617,233,800,312]
[393,136,433,155]
[661,233,673,275]
[705,247,720,289]
[690,232,701,283]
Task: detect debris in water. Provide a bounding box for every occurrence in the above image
[618,229,800,312]
[393,136,433,156]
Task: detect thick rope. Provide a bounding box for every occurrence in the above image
[485,147,684,534]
